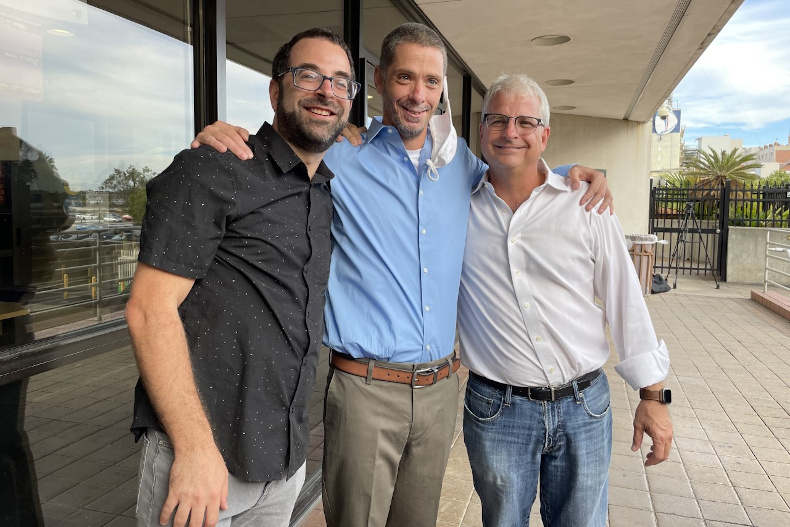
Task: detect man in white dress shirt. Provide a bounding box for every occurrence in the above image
[457,74,673,527]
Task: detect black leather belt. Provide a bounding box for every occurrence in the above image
[469,369,602,401]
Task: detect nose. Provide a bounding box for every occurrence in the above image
[317,77,334,98]
[409,82,425,101]
[503,118,520,138]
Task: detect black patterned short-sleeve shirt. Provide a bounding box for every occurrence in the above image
[131,123,333,482]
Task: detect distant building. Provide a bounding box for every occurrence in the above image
[755,137,790,175]
[695,135,743,154]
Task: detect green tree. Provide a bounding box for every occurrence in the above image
[99,165,154,213]
[127,186,148,225]
[759,169,790,187]
[686,147,761,185]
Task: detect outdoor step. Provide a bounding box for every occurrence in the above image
[751,289,790,320]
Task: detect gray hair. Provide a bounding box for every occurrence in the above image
[379,23,447,78]
[482,74,551,126]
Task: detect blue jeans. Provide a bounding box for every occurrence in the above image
[463,371,612,527]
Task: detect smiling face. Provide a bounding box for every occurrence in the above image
[270,37,353,154]
[375,43,444,150]
[480,92,550,177]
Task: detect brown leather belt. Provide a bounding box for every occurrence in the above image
[330,351,460,388]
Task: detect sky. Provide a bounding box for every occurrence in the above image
[672,0,790,148]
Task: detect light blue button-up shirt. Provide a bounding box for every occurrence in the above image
[322,117,571,364]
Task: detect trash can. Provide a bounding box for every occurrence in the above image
[625,234,658,296]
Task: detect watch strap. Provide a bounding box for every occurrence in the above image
[639,388,670,404]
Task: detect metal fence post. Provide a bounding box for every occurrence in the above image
[718,179,731,281]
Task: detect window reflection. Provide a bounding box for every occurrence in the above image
[0,0,193,352]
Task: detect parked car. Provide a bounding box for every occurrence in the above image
[121,214,133,221]
[104,214,122,223]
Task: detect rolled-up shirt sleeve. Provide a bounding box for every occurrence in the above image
[591,210,670,390]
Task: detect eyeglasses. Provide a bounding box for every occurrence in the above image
[483,114,543,134]
[278,67,361,100]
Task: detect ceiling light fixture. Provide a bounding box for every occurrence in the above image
[530,35,571,47]
[47,29,74,37]
[545,79,574,86]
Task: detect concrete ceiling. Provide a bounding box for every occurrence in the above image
[416,0,745,122]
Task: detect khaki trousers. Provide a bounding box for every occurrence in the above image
[322,355,459,527]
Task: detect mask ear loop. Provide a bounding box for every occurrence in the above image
[426,158,439,182]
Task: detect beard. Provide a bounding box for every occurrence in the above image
[382,89,434,142]
[276,95,347,154]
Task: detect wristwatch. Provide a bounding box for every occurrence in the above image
[639,388,672,404]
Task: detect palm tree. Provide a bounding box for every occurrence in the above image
[686,147,761,185]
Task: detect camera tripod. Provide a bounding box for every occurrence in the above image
[665,202,720,289]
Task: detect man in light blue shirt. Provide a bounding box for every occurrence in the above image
[193,23,609,527]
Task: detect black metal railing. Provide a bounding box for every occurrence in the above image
[649,180,790,281]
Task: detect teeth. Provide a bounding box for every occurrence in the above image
[310,108,331,116]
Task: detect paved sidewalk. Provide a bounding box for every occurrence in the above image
[298,277,790,527]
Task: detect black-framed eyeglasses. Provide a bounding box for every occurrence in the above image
[277,67,360,100]
[483,114,543,134]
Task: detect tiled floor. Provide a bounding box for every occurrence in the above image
[24,348,141,527]
[298,277,790,527]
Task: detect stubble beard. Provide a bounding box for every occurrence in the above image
[383,90,432,142]
[276,95,347,154]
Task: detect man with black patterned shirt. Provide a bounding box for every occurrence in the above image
[126,28,357,527]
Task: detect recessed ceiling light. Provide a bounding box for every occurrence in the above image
[367,95,373,99]
[545,79,574,86]
[530,35,571,47]
[47,29,74,37]
[552,106,577,111]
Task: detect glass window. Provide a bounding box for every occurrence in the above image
[0,0,193,352]
[1,3,193,526]
[225,0,344,132]
[446,63,462,142]
[470,88,484,158]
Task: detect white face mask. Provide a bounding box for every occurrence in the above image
[426,76,458,181]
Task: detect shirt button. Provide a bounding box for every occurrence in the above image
[523,302,530,309]
[535,336,542,342]
[500,208,507,214]
[510,237,516,243]
[515,270,521,276]
[388,129,393,134]
[425,306,430,312]
[426,344,431,351]
[421,229,427,235]
[423,267,428,273]
[403,156,409,162]
[419,190,424,196]
[549,367,555,374]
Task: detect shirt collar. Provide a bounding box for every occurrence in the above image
[252,122,334,184]
[472,158,567,194]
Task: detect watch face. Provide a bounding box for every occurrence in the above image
[662,389,672,404]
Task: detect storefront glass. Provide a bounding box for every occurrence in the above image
[0,0,193,353]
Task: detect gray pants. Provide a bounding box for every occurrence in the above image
[136,429,305,527]
[322,354,459,527]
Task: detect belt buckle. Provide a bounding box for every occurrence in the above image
[411,364,441,389]
[528,385,556,401]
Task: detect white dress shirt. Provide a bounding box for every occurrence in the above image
[457,159,669,390]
